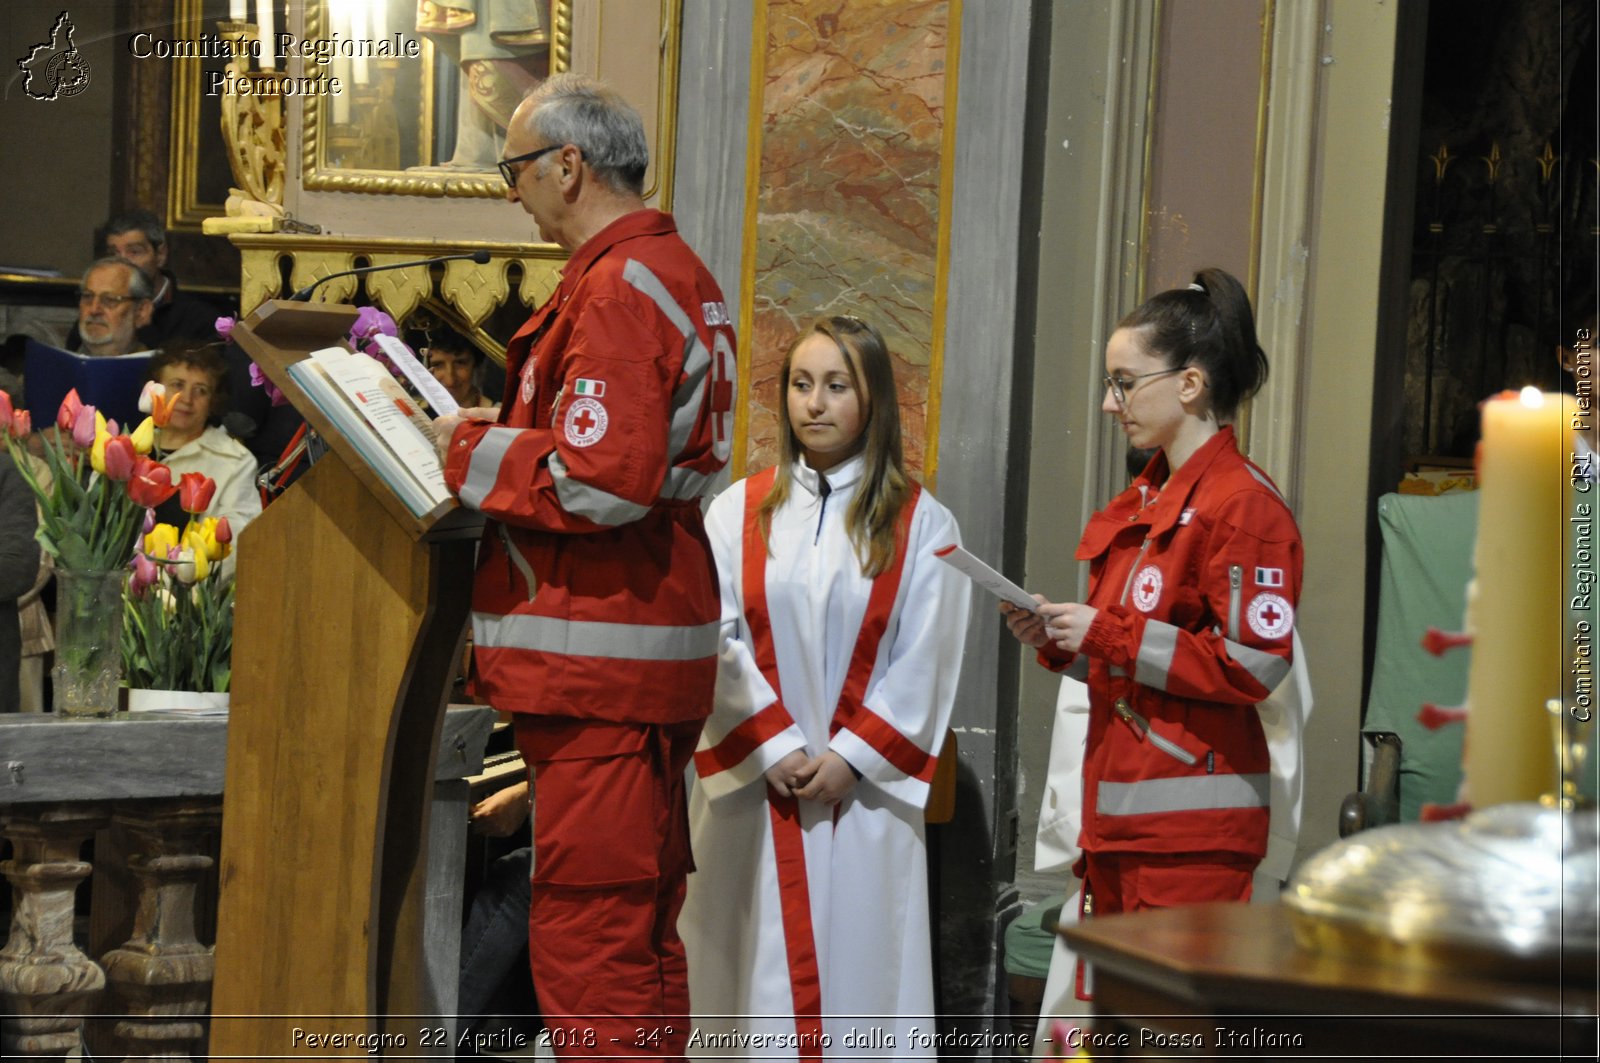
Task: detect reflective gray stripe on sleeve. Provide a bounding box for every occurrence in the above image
[1097,772,1270,816]
[1105,663,1125,679]
[663,464,716,501]
[548,452,650,526]
[1244,464,1287,504]
[622,258,695,337]
[668,334,710,457]
[1134,620,1179,691]
[459,426,523,510]
[1062,656,1091,681]
[472,611,720,661]
[1225,638,1292,692]
[622,258,713,463]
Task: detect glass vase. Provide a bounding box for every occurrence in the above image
[52,567,126,718]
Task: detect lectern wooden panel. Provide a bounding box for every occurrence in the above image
[211,302,483,1057]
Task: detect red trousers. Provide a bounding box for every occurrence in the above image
[515,717,702,1061]
[1074,851,1256,1000]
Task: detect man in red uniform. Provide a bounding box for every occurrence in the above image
[433,74,735,1059]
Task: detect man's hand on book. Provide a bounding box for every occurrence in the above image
[432,407,501,466]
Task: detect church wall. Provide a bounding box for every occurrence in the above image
[0,1,120,275]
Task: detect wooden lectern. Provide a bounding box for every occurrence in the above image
[211,302,485,1057]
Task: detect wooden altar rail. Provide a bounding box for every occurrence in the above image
[0,707,494,1061]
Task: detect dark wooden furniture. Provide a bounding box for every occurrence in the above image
[1060,901,1595,1059]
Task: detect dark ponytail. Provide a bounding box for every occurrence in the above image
[1117,267,1268,421]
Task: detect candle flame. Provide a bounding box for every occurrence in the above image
[1519,386,1544,408]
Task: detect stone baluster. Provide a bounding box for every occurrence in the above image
[0,804,110,1060]
[98,802,221,1063]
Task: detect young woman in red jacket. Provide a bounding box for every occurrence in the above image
[1003,267,1303,919]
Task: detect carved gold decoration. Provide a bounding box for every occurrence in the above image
[288,251,359,307]
[1431,142,1454,184]
[515,259,563,309]
[216,21,287,225]
[228,236,555,359]
[439,258,512,327]
[551,0,572,72]
[238,249,285,318]
[167,0,228,229]
[1481,141,1503,183]
[1536,142,1559,183]
[363,256,435,325]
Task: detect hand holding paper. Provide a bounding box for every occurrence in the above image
[933,544,1040,612]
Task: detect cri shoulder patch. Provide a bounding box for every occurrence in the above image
[1246,592,1294,640]
[1131,564,1163,613]
[563,396,609,448]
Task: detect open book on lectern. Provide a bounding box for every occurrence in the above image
[286,346,452,518]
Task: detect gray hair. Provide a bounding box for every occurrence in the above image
[104,208,166,249]
[523,73,649,196]
[83,256,154,301]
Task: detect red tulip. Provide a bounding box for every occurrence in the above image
[126,456,178,508]
[57,389,84,432]
[103,436,136,481]
[8,409,29,439]
[215,516,233,544]
[178,471,217,514]
[0,391,11,426]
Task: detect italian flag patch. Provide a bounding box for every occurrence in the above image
[572,378,606,397]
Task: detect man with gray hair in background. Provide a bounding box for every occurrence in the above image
[74,257,153,358]
[433,74,736,1059]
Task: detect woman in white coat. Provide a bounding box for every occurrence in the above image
[681,316,970,1058]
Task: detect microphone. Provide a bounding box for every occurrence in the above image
[288,250,493,302]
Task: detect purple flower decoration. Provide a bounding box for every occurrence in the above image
[215,316,237,341]
[248,362,288,408]
[349,307,398,346]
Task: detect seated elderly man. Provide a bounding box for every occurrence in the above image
[76,257,155,358]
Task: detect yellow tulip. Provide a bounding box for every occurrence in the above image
[183,529,213,579]
[143,523,180,559]
[192,546,210,582]
[90,425,109,474]
[130,417,155,455]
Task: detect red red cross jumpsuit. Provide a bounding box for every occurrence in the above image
[1038,426,1303,922]
[444,210,735,1059]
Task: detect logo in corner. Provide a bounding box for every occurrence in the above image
[16,12,92,101]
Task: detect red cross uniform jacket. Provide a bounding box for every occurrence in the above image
[443,210,737,723]
[1042,427,1303,861]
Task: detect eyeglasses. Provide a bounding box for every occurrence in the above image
[1103,366,1187,406]
[77,290,144,309]
[497,145,562,188]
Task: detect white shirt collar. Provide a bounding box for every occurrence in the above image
[794,453,866,498]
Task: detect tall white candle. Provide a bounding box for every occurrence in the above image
[332,56,351,123]
[351,4,369,86]
[230,0,247,20]
[256,1,276,70]
[1463,388,1571,806]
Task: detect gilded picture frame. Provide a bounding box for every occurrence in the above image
[298,0,680,206]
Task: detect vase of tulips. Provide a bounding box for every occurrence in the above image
[3,387,184,717]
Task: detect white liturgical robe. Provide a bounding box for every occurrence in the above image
[681,455,970,1059]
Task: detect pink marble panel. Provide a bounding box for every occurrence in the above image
[744,0,951,476]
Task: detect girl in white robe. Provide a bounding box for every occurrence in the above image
[681,316,970,1059]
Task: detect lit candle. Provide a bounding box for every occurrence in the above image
[1463,388,1572,806]
[256,1,276,70]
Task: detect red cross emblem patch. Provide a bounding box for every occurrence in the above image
[563,396,609,448]
[1246,592,1294,640]
[1131,564,1163,613]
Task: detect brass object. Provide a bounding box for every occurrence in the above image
[1285,803,1598,981]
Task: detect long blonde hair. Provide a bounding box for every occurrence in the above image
[757,317,913,577]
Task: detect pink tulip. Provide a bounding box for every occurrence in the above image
[71,404,98,448]
[0,391,11,426]
[143,508,157,533]
[130,553,159,597]
[8,409,30,439]
[215,316,237,340]
[103,436,136,481]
